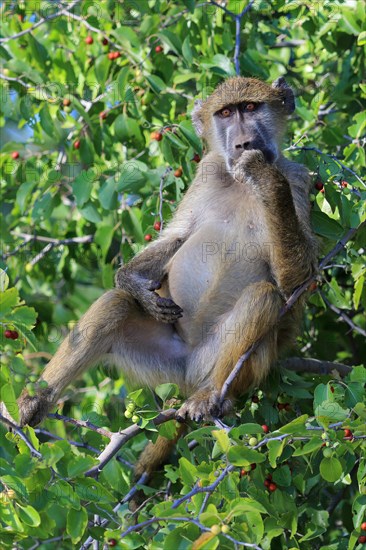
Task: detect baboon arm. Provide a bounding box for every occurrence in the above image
[115,208,196,320]
[237,152,316,296]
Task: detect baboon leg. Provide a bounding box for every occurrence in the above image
[18,289,188,427]
[179,281,282,421]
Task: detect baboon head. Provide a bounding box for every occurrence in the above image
[192,77,295,167]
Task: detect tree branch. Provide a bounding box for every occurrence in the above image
[280,357,352,377]
[84,409,177,477]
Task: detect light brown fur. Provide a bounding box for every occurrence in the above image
[18,77,317,476]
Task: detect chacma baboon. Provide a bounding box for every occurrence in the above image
[18,77,317,471]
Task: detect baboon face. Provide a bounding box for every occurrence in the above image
[213,102,279,166]
[191,77,295,170]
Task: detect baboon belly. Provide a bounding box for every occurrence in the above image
[167,223,270,323]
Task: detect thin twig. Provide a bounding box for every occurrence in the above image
[48,413,112,438]
[0,0,81,44]
[0,413,42,458]
[287,146,365,187]
[319,292,366,338]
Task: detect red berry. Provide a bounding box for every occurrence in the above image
[102,38,109,46]
[358,536,366,544]
[192,153,201,163]
[240,469,247,477]
[155,45,163,53]
[344,429,352,438]
[99,111,107,120]
[108,540,117,547]
[85,36,93,45]
[73,140,81,150]
[330,386,334,393]
[284,403,291,411]
[4,330,13,339]
[264,479,270,487]
[174,167,183,178]
[63,98,71,106]
[341,180,348,188]
[113,51,121,59]
[153,221,161,231]
[11,151,20,159]
[144,234,152,242]
[108,52,115,60]
[315,180,324,191]
[277,403,285,410]
[250,463,256,470]
[262,424,269,434]
[11,331,19,340]
[268,482,277,492]
[308,281,318,292]
[361,522,366,531]
[267,473,272,481]
[151,131,163,142]
[251,395,259,403]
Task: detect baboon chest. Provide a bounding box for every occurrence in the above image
[166,186,271,320]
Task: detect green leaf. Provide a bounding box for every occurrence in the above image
[0,288,19,315]
[179,457,198,485]
[0,269,9,292]
[95,224,114,260]
[293,438,323,456]
[16,504,41,527]
[212,430,230,453]
[315,401,350,424]
[9,306,37,327]
[278,414,309,434]
[155,383,179,401]
[179,120,203,152]
[66,507,88,544]
[267,439,286,468]
[72,171,95,208]
[79,202,102,223]
[311,211,344,240]
[146,75,166,94]
[67,456,96,478]
[98,177,118,210]
[227,446,265,466]
[0,384,18,422]
[182,36,193,64]
[319,457,342,482]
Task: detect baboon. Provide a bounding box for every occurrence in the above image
[18,77,317,471]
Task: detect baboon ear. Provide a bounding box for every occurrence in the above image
[191,99,204,137]
[272,77,295,114]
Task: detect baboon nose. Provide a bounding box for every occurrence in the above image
[235,141,252,150]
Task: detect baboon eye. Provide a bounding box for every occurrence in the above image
[245,103,257,112]
[219,107,233,118]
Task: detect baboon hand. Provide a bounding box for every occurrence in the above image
[139,280,183,323]
[234,149,267,182]
[176,390,233,423]
[18,388,54,427]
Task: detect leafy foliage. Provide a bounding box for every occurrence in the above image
[0,1,365,549]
